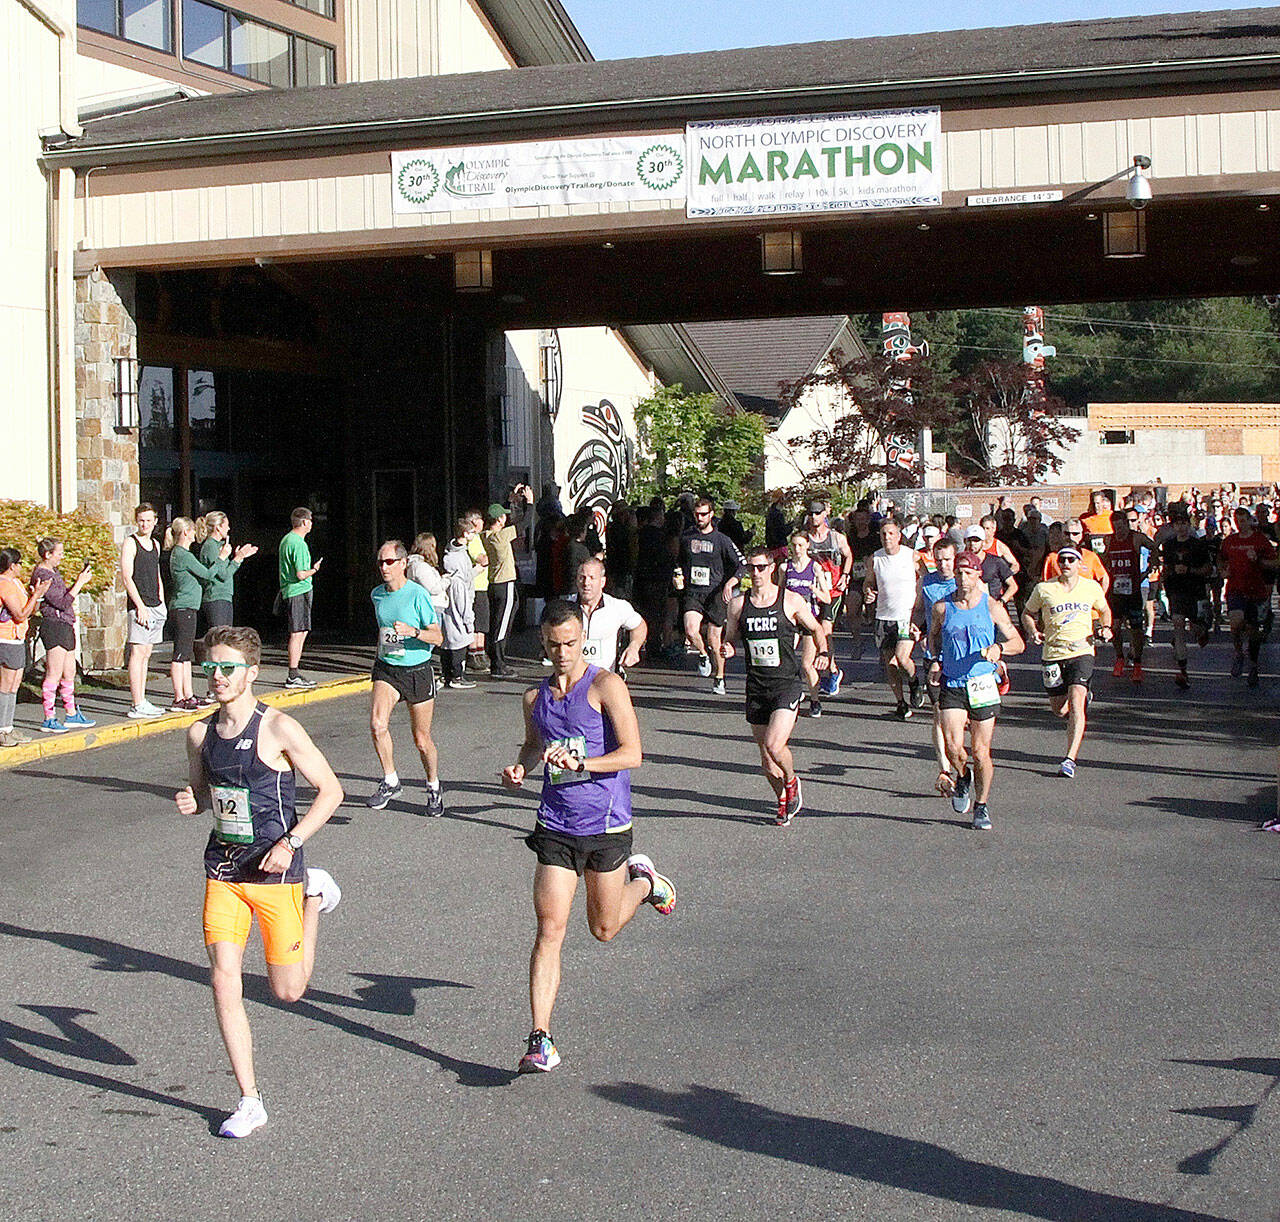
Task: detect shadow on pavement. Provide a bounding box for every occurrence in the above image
[1169,1056,1280,1176]
[591,1082,1233,1221]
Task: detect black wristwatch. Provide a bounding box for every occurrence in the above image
[284,832,304,851]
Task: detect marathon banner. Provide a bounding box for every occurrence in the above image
[685,108,941,217]
[391,135,686,213]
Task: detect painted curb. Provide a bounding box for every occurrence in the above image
[0,675,372,771]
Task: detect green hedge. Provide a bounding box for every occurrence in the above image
[0,501,116,596]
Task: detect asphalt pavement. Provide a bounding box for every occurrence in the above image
[0,636,1277,1221]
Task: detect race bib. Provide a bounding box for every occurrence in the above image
[1091,537,1107,554]
[379,625,405,658]
[582,638,601,662]
[546,735,588,786]
[850,561,866,581]
[211,784,254,845]
[965,672,1001,709]
[690,565,711,587]
[747,637,780,668]
[1042,662,1063,689]
[1113,576,1132,596]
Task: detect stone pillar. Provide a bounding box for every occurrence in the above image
[75,267,139,673]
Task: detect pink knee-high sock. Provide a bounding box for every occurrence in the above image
[42,675,58,718]
[59,677,75,713]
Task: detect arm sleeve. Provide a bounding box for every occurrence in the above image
[721,537,743,579]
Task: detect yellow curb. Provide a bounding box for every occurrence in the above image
[0,675,372,771]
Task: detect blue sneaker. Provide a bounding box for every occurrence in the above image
[517,1029,561,1073]
[972,803,992,831]
[1059,758,1076,778]
[63,710,96,728]
[951,765,973,815]
[39,717,67,734]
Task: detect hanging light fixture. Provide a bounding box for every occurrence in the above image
[1102,211,1146,258]
[760,231,803,275]
[113,355,139,432]
[454,249,493,292]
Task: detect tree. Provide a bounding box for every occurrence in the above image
[633,384,766,508]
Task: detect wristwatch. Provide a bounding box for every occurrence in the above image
[284,832,304,851]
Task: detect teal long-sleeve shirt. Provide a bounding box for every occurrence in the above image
[167,544,225,610]
[197,537,241,604]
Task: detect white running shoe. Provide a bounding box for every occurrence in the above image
[304,867,342,914]
[218,1094,267,1138]
[127,700,163,719]
[697,653,713,678]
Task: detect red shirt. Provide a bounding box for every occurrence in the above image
[1220,530,1276,601]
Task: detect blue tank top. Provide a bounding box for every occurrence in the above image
[531,664,632,836]
[785,559,818,613]
[940,595,997,688]
[921,571,956,620]
[201,702,302,883]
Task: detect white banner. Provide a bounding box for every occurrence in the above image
[685,109,941,217]
[392,135,685,213]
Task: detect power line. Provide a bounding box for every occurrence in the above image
[978,307,1280,341]
[946,343,1280,372]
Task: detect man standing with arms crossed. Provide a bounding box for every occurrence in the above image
[278,507,321,689]
[502,600,675,1074]
[174,625,343,1137]
[677,497,742,696]
[1022,546,1112,778]
[119,503,166,718]
[722,545,829,826]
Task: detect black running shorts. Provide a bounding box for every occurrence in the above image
[371,657,437,705]
[745,679,802,726]
[1041,653,1094,698]
[525,824,632,875]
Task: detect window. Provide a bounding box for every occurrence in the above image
[295,35,335,86]
[231,14,290,86]
[288,0,333,17]
[182,0,225,67]
[179,0,334,87]
[1100,429,1135,446]
[139,367,176,451]
[78,0,171,50]
[188,370,228,451]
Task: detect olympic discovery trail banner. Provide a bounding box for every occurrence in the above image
[391,135,686,213]
[685,109,941,217]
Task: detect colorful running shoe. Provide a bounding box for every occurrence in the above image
[38,717,67,734]
[784,774,802,820]
[1131,663,1144,684]
[1059,758,1076,779]
[775,790,791,826]
[63,710,96,728]
[1112,657,1126,678]
[517,1029,560,1074]
[626,853,676,914]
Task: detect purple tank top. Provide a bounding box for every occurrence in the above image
[532,664,632,835]
[786,558,818,613]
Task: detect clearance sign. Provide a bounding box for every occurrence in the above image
[686,108,941,217]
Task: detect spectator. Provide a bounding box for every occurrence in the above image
[120,502,166,718]
[483,500,521,677]
[278,506,321,689]
[0,547,50,745]
[167,516,229,711]
[407,532,448,618]
[719,500,751,553]
[440,520,477,689]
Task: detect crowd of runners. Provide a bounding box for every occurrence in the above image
[2,480,1277,1138]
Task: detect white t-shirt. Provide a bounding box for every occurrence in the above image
[570,592,644,671]
[873,547,918,624]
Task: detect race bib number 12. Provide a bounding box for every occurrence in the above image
[211,784,254,845]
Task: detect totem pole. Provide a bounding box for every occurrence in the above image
[881,312,930,480]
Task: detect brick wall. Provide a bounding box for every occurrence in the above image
[75,268,139,673]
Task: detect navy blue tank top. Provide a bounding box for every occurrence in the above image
[201,702,301,883]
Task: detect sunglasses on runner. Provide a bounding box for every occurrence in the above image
[200,660,253,677]
[747,561,772,570]
[377,556,404,566]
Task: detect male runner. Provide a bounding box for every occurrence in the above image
[1022,547,1112,777]
[502,600,674,1074]
[1104,509,1159,682]
[806,499,852,692]
[278,507,321,689]
[119,503,166,718]
[571,556,647,674]
[363,540,445,816]
[723,545,829,825]
[1161,505,1214,689]
[864,519,922,719]
[1219,506,1278,687]
[913,537,957,794]
[174,625,343,1138]
[844,505,879,663]
[928,552,1024,830]
[677,497,742,695]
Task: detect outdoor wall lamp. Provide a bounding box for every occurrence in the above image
[113,355,139,432]
[454,249,493,292]
[760,231,803,275]
[1103,210,1147,258]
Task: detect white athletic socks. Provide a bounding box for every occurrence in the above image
[384,771,400,787]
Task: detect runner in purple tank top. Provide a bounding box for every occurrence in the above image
[502,599,675,1074]
[783,531,832,718]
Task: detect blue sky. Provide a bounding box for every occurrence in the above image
[566,0,1255,59]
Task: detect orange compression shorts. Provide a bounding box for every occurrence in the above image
[203,879,305,966]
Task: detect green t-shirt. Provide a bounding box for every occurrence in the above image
[279,531,312,598]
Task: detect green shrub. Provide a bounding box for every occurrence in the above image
[0,501,116,596]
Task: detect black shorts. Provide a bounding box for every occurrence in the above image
[818,592,846,624]
[681,589,727,628]
[1107,594,1144,627]
[1041,653,1094,698]
[203,599,233,629]
[285,590,313,633]
[875,618,911,652]
[939,684,1000,722]
[38,620,75,653]
[745,679,802,726]
[525,823,632,875]
[371,657,437,705]
[472,590,490,635]
[1227,592,1269,625]
[170,608,198,663]
[1166,589,1206,621]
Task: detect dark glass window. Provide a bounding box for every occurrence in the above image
[139,367,176,451]
[188,370,228,451]
[182,0,226,67]
[294,35,334,86]
[178,0,335,87]
[77,0,117,35]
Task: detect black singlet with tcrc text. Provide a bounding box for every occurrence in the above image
[740,584,799,687]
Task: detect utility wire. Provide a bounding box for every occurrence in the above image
[977,307,1280,341]
[942,342,1280,372]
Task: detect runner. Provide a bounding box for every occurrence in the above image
[845,505,880,663]
[723,544,829,825]
[278,507,321,689]
[1219,506,1278,688]
[0,548,49,746]
[502,599,674,1074]
[805,498,852,693]
[1043,519,1111,593]
[783,531,832,717]
[863,519,922,719]
[363,540,445,816]
[174,625,343,1138]
[119,503,166,718]
[928,552,1024,829]
[913,537,957,795]
[1103,509,1159,683]
[1160,504,1214,689]
[571,556,647,674]
[1021,547,1112,777]
[676,497,742,696]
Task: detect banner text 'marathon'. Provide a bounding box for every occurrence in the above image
[698,142,933,185]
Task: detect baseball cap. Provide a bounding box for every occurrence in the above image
[963,524,985,541]
[807,499,827,514]
[487,502,506,519]
[921,524,941,540]
[956,551,982,571]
